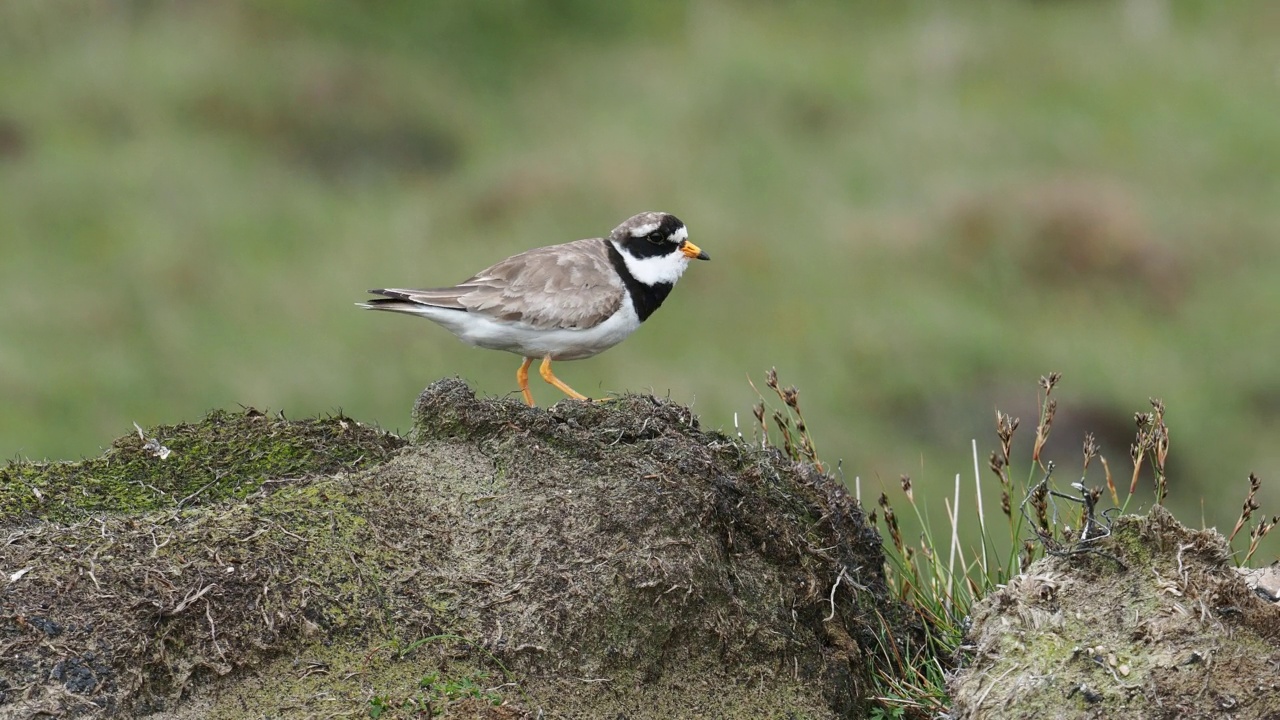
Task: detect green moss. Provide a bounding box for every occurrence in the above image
[0,408,405,523]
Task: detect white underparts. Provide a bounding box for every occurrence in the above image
[368,300,643,361]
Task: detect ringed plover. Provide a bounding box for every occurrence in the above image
[359,212,709,406]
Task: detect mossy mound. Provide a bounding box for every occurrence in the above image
[0,409,406,717]
[1,379,895,718]
[0,408,406,522]
[948,505,1280,719]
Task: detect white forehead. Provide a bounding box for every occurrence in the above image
[672,225,688,243]
[628,221,660,237]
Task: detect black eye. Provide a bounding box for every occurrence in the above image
[647,232,665,245]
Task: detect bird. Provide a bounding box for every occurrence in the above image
[358,211,709,406]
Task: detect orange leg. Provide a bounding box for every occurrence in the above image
[516,357,535,406]
[539,356,588,401]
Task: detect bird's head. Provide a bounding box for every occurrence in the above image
[609,212,709,287]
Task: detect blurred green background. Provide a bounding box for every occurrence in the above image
[3,1,1278,557]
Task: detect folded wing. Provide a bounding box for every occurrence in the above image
[365,238,625,331]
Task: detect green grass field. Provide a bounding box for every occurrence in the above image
[3,1,1278,557]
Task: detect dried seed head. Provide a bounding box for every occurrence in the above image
[1083,433,1099,462]
[996,411,1011,439]
[1020,539,1037,571]
[772,410,795,458]
[1229,473,1265,543]
[1100,455,1117,500]
[765,367,779,390]
[1259,518,1272,538]
[900,474,914,503]
[996,410,1020,469]
[1153,425,1169,466]
[782,386,799,409]
[989,451,1005,475]
[1031,481,1051,532]
[1033,398,1057,464]
[996,411,1021,443]
[881,501,902,551]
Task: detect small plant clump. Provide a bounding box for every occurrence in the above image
[364,634,520,718]
[368,672,504,718]
[751,369,1280,718]
[880,371,1269,712]
[750,369,944,718]
[1228,472,1279,565]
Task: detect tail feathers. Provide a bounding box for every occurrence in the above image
[356,288,467,313]
[356,298,413,310]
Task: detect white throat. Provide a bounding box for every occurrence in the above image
[612,240,690,287]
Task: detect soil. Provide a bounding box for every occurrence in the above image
[948,505,1280,719]
[0,379,897,719]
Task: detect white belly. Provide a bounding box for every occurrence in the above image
[414,303,642,360]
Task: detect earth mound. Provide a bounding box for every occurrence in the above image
[1,379,896,719]
[948,505,1280,719]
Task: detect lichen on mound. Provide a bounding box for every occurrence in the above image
[948,505,1280,719]
[0,379,896,719]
